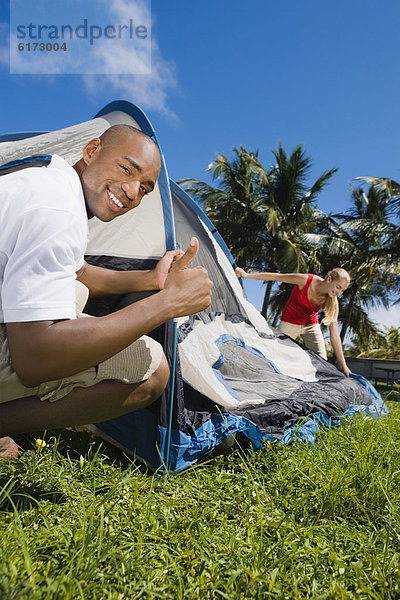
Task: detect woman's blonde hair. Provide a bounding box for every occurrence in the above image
[321,268,351,325]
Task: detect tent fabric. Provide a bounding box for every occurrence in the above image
[0,101,387,474]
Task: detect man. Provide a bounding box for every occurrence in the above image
[0,124,213,456]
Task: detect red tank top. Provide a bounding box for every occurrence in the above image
[280,273,321,325]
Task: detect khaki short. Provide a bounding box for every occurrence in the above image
[279,320,327,360]
[0,282,164,404]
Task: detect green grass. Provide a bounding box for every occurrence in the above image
[1,392,400,599]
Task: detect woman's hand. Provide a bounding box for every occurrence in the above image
[340,363,351,377]
[235,267,247,279]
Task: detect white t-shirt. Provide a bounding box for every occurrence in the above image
[0,155,88,323]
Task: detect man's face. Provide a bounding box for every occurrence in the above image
[80,133,161,222]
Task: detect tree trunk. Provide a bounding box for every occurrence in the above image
[271,311,280,327]
[261,280,273,318]
[340,283,359,342]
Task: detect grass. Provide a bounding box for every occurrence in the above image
[1,390,400,599]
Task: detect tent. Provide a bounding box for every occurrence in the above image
[0,100,387,473]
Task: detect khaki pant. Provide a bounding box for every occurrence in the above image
[0,282,163,404]
[279,320,327,359]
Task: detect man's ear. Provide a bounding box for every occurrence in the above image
[82,138,102,165]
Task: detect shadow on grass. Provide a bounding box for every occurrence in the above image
[12,428,151,474]
[0,429,152,511]
[0,476,68,511]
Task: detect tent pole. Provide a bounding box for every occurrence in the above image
[164,318,178,473]
[150,130,177,474]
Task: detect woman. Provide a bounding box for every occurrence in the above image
[235,267,351,376]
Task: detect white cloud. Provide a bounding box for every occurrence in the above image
[81,0,177,115]
[82,39,177,116]
[3,0,178,115]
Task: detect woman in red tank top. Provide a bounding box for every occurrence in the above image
[235,267,351,377]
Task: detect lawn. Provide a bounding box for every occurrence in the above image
[1,389,400,600]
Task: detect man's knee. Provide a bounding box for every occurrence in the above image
[129,352,170,410]
[0,354,172,435]
[148,353,170,399]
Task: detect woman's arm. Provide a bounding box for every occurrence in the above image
[235,268,307,287]
[329,321,351,377]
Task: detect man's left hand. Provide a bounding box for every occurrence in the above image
[153,249,184,289]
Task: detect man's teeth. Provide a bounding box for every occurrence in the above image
[108,191,123,208]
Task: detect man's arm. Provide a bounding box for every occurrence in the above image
[76,249,184,296]
[329,321,351,377]
[7,239,212,387]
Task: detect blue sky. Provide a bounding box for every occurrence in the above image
[1,0,399,327]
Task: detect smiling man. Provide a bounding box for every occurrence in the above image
[77,125,160,221]
[0,125,213,455]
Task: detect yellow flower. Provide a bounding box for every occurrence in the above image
[35,438,47,449]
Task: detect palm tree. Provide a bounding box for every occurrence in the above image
[301,183,397,342]
[180,144,337,318]
[332,183,398,341]
[256,145,337,317]
[354,176,400,300]
[348,326,400,359]
[355,176,400,221]
[180,147,273,269]
[270,181,398,343]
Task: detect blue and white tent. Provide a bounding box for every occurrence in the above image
[0,101,387,473]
